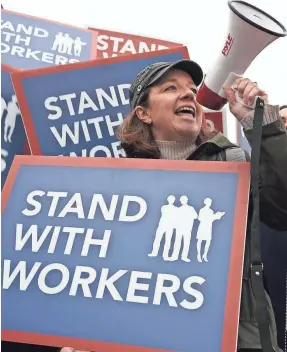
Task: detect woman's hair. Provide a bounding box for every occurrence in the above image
[117,87,219,158]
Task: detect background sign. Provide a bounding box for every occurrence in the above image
[1,9,98,69]
[2,156,250,352]
[12,47,189,157]
[1,64,30,189]
[88,27,183,59]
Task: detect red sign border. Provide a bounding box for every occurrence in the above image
[2,155,250,352]
[11,46,189,155]
[2,63,21,73]
[1,9,98,61]
[88,26,183,47]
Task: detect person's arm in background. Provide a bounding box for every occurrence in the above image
[244,106,287,230]
[224,79,287,231]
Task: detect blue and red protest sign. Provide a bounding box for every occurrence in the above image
[2,156,250,352]
[1,9,98,69]
[1,64,29,189]
[12,47,189,157]
[88,27,183,59]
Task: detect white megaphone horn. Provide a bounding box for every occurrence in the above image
[197,0,287,111]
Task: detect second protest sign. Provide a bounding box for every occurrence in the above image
[12,47,189,157]
[2,156,250,352]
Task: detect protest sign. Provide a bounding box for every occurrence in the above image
[88,27,183,59]
[1,9,98,69]
[2,155,250,352]
[12,47,189,157]
[1,64,30,189]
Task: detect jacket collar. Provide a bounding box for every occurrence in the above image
[206,131,237,149]
[187,132,238,160]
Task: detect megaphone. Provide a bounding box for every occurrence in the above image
[197,0,287,111]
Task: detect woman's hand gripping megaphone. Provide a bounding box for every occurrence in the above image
[222,73,268,121]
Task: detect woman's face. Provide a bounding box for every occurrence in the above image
[136,69,203,141]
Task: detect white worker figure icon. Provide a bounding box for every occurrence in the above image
[52,33,86,56]
[51,32,73,55]
[3,95,21,143]
[74,37,87,56]
[196,197,225,263]
[169,195,198,262]
[51,32,65,52]
[1,96,7,120]
[63,33,74,55]
[148,195,177,260]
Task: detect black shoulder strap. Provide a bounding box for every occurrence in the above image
[250,97,274,352]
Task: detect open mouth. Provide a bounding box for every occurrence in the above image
[175,106,195,118]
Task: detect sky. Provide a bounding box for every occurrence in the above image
[2,0,287,141]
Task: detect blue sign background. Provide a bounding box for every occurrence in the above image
[1,11,94,69]
[1,69,27,188]
[2,163,240,351]
[19,51,184,157]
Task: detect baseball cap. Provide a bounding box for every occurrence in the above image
[129,60,204,110]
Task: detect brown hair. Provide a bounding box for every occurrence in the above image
[117,88,219,158]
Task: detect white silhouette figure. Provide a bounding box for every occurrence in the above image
[74,37,87,56]
[196,198,225,263]
[62,33,74,55]
[149,195,178,260]
[1,96,7,120]
[4,95,20,143]
[51,32,65,52]
[52,32,74,55]
[169,195,198,262]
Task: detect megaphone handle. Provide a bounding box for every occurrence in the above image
[224,72,259,110]
[234,90,259,110]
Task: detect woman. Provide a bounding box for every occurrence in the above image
[58,60,287,352]
[116,59,287,352]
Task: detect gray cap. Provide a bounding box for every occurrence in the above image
[129,60,204,110]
